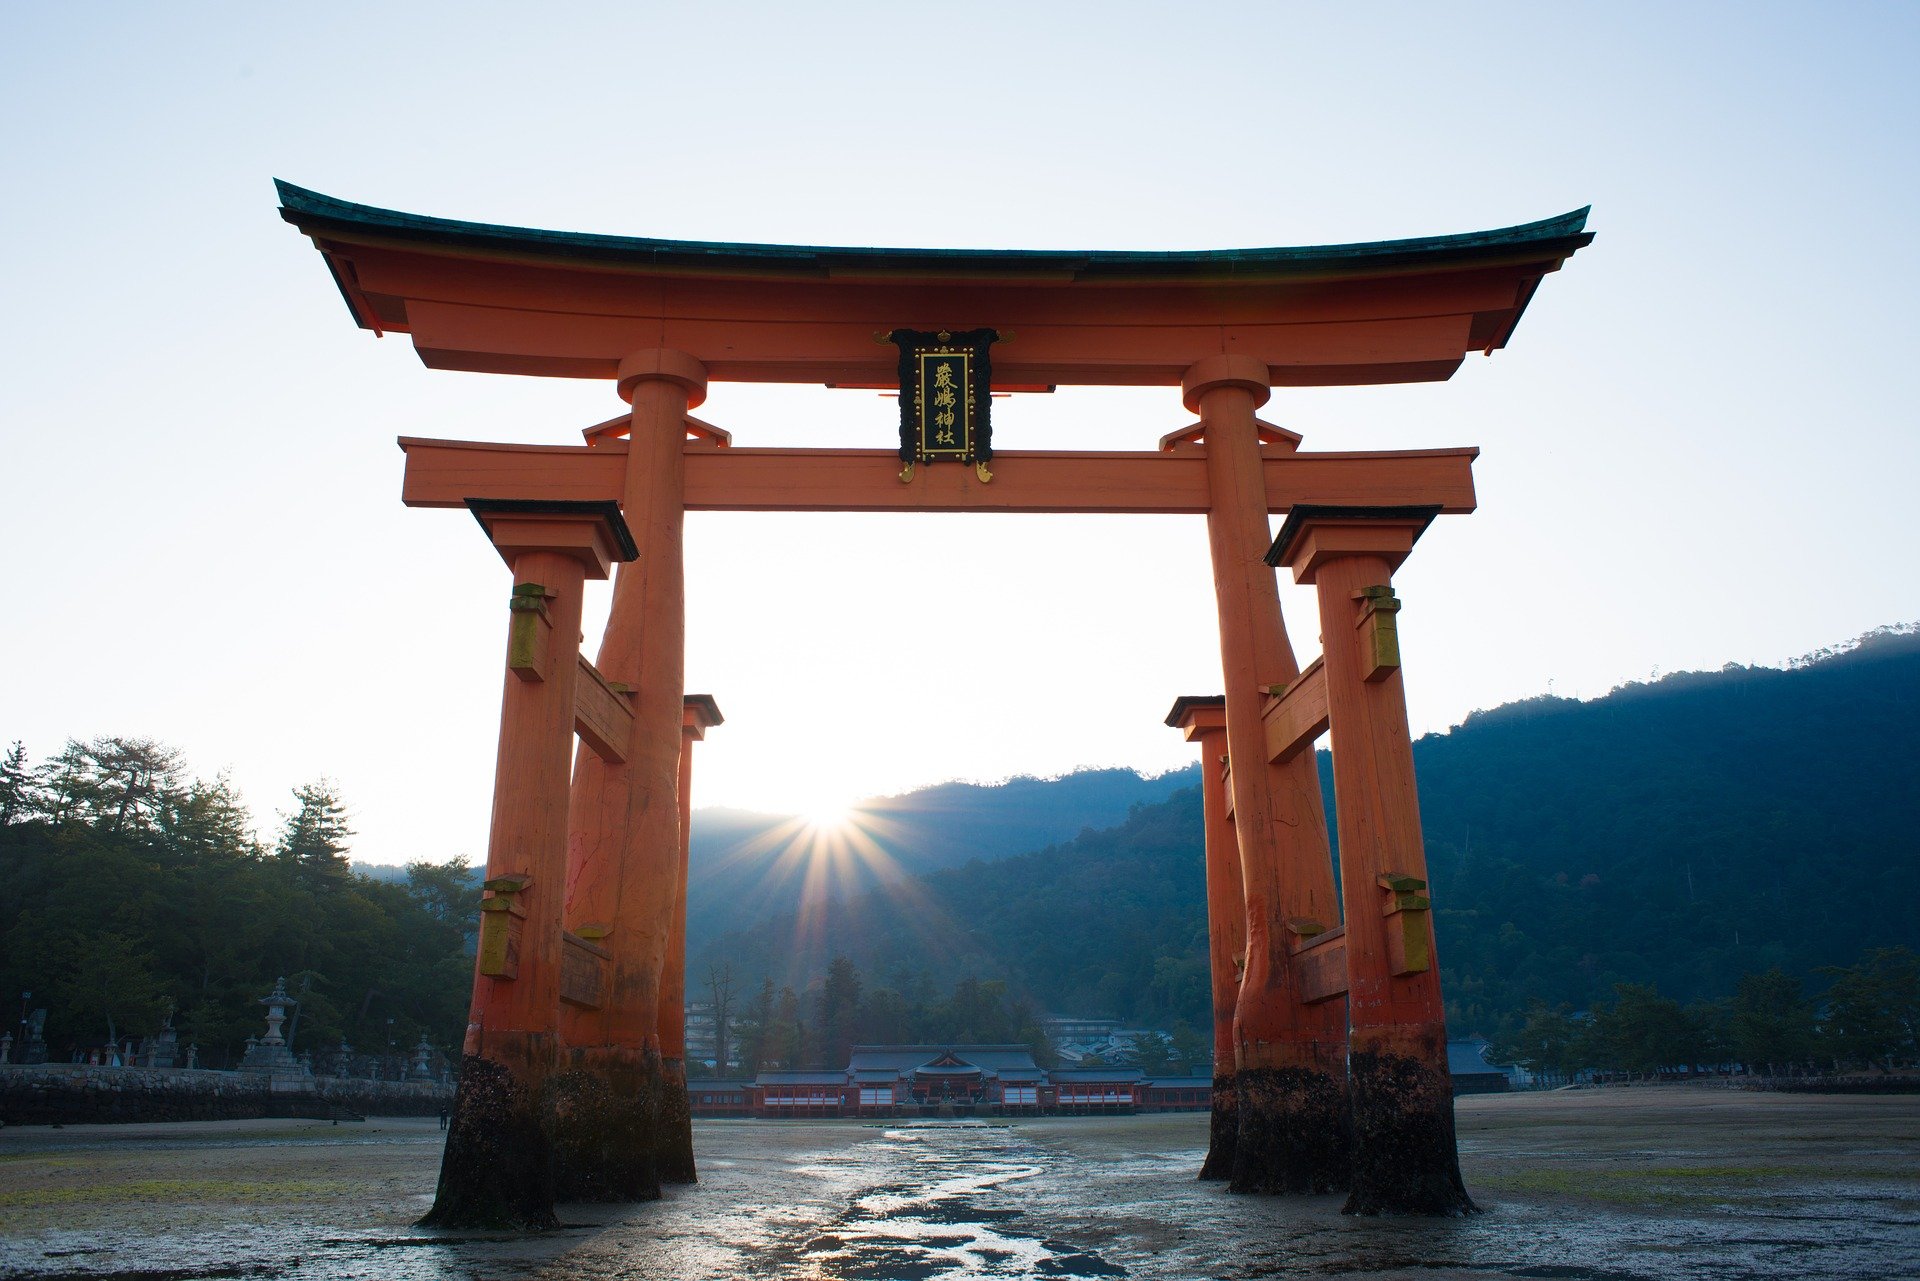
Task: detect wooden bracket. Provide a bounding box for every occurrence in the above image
[559,929,610,1009]
[1157,417,1303,453]
[507,583,554,681]
[582,412,733,448]
[1378,871,1432,975]
[1353,585,1402,682]
[1262,656,1329,764]
[477,874,531,978]
[1290,924,1349,1003]
[573,656,635,763]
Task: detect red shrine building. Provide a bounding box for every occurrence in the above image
[688,1045,1211,1118]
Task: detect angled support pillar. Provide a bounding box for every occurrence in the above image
[1166,695,1242,1181]
[422,500,632,1229]
[1271,505,1474,1217]
[1186,355,1349,1195]
[555,348,708,1202]
[656,693,724,1184]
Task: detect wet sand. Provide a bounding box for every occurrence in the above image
[1,1085,1916,1280]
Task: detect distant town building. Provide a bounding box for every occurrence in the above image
[684,1001,723,1068]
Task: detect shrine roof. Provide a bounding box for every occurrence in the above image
[277,181,1589,283]
[846,1044,1042,1074]
[756,1071,847,1086]
[1050,1067,1146,1081]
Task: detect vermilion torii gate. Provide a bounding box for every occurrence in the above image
[277,182,1590,1227]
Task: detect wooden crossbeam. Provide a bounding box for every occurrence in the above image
[573,656,634,764]
[399,438,1478,516]
[1291,924,1349,1004]
[1263,657,1329,764]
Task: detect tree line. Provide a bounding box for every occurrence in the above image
[0,737,473,1067]
[1493,952,1920,1082]
[696,955,1212,1078]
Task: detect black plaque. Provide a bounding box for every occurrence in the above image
[890,328,997,468]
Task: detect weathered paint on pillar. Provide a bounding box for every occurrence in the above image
[656,693,723,1185]
[1166,695,1242,1181]
[554,349,707,1202]
[424,504,626,1229]
[1186,355,1349,1195]
[1273,507,1474,1216]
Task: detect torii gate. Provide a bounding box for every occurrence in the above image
[277,182,1591,1227]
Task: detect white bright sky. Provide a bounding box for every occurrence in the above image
[4,4,1917,865]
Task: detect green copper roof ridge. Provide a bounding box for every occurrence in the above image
[274,179,1591,273]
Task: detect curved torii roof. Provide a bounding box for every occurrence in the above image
[277,181,1591,389]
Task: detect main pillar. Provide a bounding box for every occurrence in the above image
[1185,355,1349,1194]
[656,693,724,1184]
[554,348,707,1201]
[423,501,631,1229]
[1165,695,1242,1181]
[1271,506,1474,1216]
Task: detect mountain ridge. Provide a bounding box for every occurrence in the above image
[690,626,1920,1038]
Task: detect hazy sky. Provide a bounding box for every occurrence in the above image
[4,3,1916,864]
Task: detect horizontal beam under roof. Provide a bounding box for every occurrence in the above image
[398,438,1479,516]
[279,182,1592,389]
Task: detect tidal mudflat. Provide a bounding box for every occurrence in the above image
[1,1086,1916,1280]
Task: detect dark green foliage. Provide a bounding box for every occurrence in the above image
[1819,947,1920,1070]
[1729,968,1816,1073]
[1590,983,1707,1075]
[0,748,472,1065]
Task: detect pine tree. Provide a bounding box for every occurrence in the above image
[277,780,354,880]
[733,978,776,1074]
[41,737,184,833]
[819,955,862,1066]
[166,770,260,860]
[773,986,803,1068]
[706,961,737,1075]
[0,741,41,825]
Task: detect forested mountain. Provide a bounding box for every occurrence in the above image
[681,766,1199,952]
[695,627,1920,1040]
[1424,626,1920,1033]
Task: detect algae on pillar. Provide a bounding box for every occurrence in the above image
[1271,507,1476,1217]
[553,350,707,1202]
[422,501,633,1230]
[1187,356,1351,1195]
[1165,695,1244,1182]
[656,694,725,1185]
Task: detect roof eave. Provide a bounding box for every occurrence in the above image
[276,180,1591,288]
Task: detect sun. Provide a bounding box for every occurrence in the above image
[800,800,854,833]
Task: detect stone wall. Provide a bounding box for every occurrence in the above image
[0,1064,455,1126]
